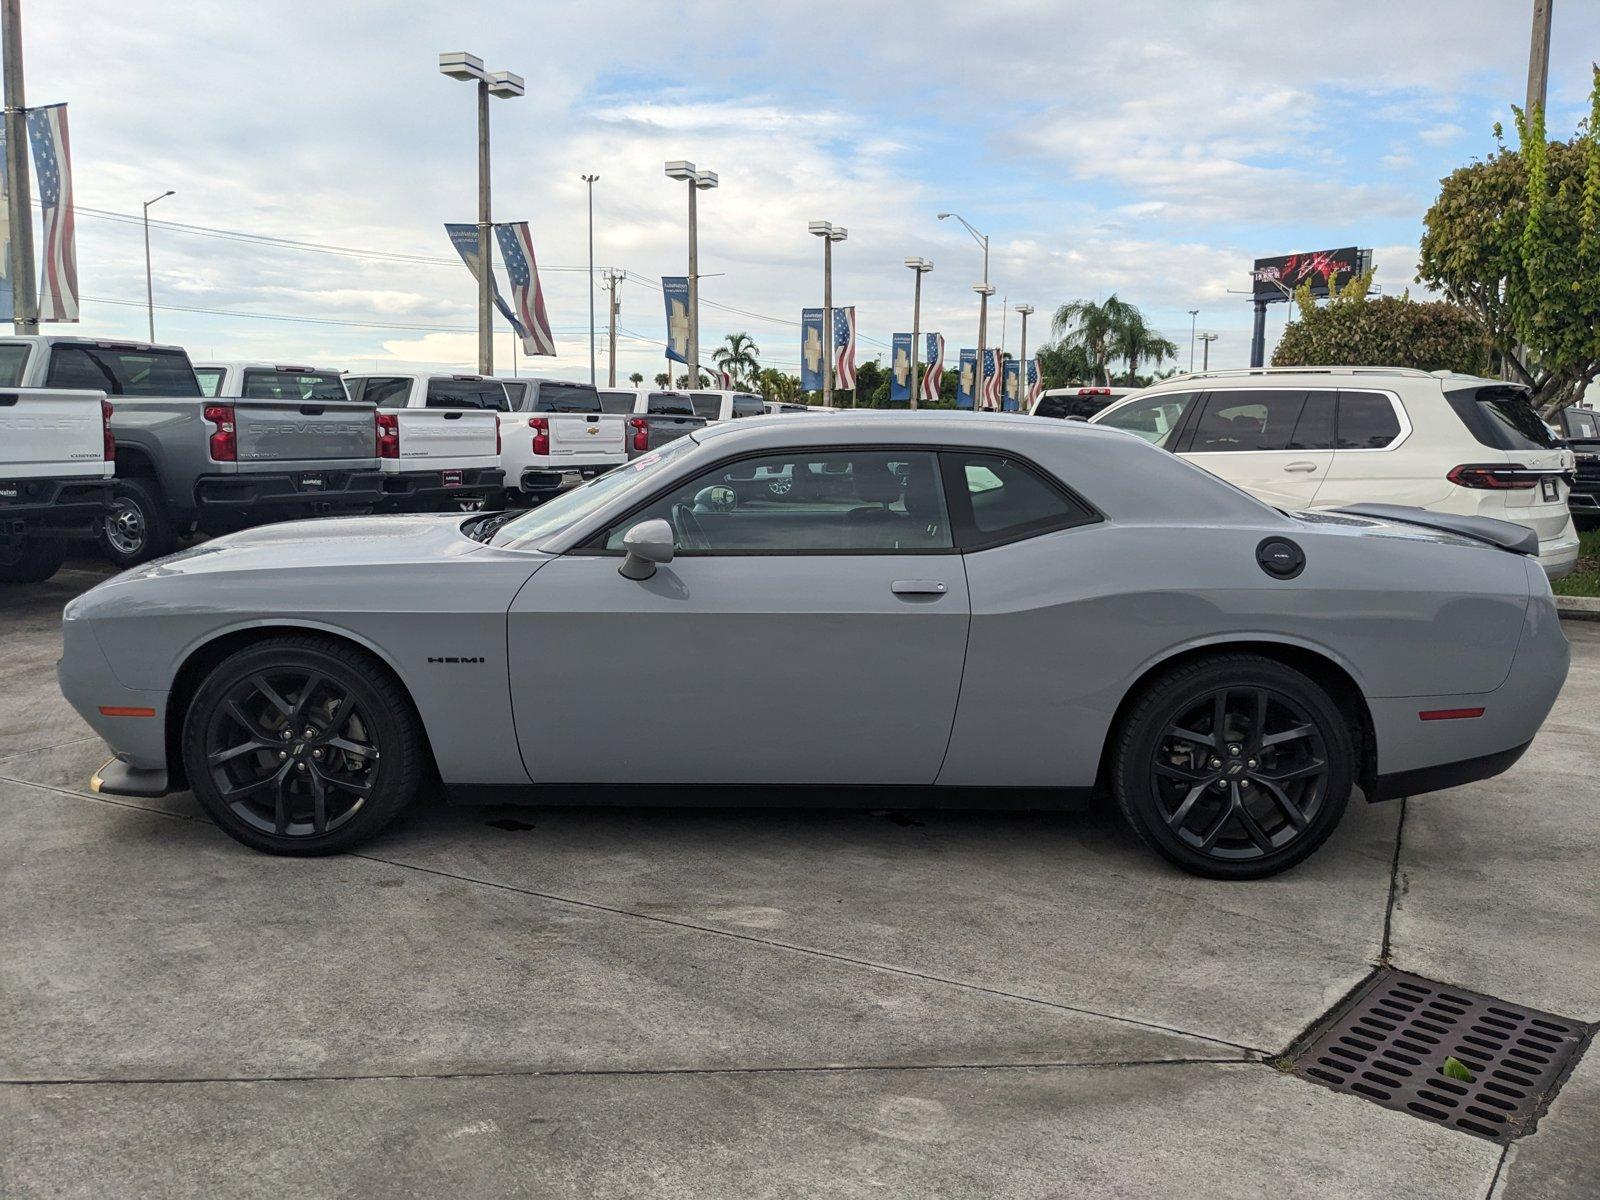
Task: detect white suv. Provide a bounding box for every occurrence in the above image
[1090,367,1579,579]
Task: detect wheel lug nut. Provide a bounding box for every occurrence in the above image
[1209,757,1222,769]
[303,728,316,740]
[296,762,307,771]
[312,749,322,759]
[1215,780,1228,790]
[1247,759,1257,769]
[1240,779,1251,788]
[1227,744,1241,756]
[278,750,287,760]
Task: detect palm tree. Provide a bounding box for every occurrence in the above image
[1050,296,1137,386]
[1114,312,1180,384]
[712,332,761,387]
[629,372,644,386]
[654,372,670,387]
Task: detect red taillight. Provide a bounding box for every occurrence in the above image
[530,416,549,457]
[1447,464,1540,490]
[376,411,399,459]
[1419,707,1485,721]
[101,399,115,461]
[1078,387,1111,396]
[495,414,503,456]
[203,403,236,461]
[629,416,649,453]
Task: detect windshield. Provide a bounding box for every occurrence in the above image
[242,369,348,402]
[534,382,602,413]
[489,436,698,549]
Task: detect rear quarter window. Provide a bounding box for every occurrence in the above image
[1335,391,1403,449]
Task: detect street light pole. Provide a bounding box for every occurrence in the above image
[2,0,38,333]
[938,212,991,410]
[1199,332,1218,371]
[904,257,932,410]
[665,162,717,388]
[1526,0,1553,119]
[1187,309,1199,372]
[1016,304,1034,413]
[440,53,523,377]
[142,190,174,342]
[809,221,846,407]
[582,173,598,385]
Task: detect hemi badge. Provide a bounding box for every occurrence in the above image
[1418,707,1485,721]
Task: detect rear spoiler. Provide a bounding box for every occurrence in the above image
[1334,503,1539,556]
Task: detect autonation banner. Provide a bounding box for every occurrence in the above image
[801,307,826,392]
[956,348,977,409]
[890,332,913,403]
[662,276,690,363]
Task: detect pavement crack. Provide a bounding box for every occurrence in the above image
[1484,1143,1511,1199]
[0,1057,1260,1088]
[0,734,102,764]
[350,850,1271,1057]
[0,774,198,821]
[1379,797,1407,964]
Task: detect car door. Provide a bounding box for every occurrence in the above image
[1178,389,1333,508]
[1307,389,1431,509]
[506,447,971,785]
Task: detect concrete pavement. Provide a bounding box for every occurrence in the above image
[1,562,1595,1198]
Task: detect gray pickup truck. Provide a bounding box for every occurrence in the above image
[597,387,709,459]
[0,336,384,566]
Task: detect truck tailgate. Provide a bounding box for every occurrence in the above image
[235,402,376,463]
[0,387,108,478]
[393,409,500,467]
[548,413,625,458]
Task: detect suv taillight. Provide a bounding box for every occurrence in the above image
[101,399,115,461]
[530,416,549,457]
[376,411,399,459]
[203,404,236,461]
[629,416,649,453]
[1447,463,1540,490]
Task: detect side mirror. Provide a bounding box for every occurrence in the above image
[618,518,675,580]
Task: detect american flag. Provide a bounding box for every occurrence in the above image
[26,104,77,322]
[921,333,943,403]
[1027,357,1044,406]
[833,306,857,390]
[981,349,1002,410]
[493,221,556,356]
[716,369,733,388]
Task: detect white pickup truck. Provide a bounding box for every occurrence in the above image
[0,386,115,582]
[344,373,506,511]
[687,389,768,423]
[497,377,626,499]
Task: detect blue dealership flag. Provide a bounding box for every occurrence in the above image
[1002,360,1021,411]
[801,307,826,392]
[956,348,977,409]
[889,333,913,404]
[445,223,524,335]
[662,276,690,364]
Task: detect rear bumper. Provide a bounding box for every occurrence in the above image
[383,466,505,503]
[519,463,616,494]
[0,475,113,541]
[194,469,386,513]
[1537,519,1580,580]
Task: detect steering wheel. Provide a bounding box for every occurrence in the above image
[672,502,710,551]
[695,485,738,513]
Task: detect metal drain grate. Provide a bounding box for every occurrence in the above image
[1290,968,1591,1142]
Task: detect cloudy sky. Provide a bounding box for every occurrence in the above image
[19,0,1600,382]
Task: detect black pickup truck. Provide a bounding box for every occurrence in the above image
[1559,406,1600,530]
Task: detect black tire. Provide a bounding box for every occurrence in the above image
[0,535,66,584]
[1113,654,1354,880]
[182,635,425,855]
[100,477,176,567]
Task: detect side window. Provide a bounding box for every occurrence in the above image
[603,450,951,554]
[1096,392,1196,448]
[732,395,765,418]
[941,452,1097,548]
[647,392,694,416]
[194,368,224,397]
[1337,391,1403,449]
[1286,390,1336,450]
[0,343,29,387]
[1187,390,1306,453]
[690,393,721,420]
[362,378,413,409]
[597,391,635,415]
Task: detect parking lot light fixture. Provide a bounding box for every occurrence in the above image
[1016,303,1034,413]
[142,190,175,342]
[440,51,522,375]
[667,161,715,384]
[811,222,846,407]
[904,257,933,409]
[939,212,992,410]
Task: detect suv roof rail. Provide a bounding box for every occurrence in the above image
[1160,366,1439,383]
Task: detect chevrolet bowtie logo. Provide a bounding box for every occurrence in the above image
[587,426,597,435]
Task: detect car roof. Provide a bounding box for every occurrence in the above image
[693,409,1139,448]
[1125,367,1507,395]
[194,361,341,373]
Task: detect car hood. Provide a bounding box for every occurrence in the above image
[97,514,515,587]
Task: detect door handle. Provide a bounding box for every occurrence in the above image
[1283,461,1319,472]
[892,579,948,595]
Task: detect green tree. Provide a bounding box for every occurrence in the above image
[1035,339,1093,388]
[852,357,885,408]
[1418,66,1600,413]
[654,372,670,387]
[1050,295,1176,385]
[712,332,761,388]
[756,367,801,402]
[1272,294,1489,375]
[629,372,644,386]
[1112,311,1180,384]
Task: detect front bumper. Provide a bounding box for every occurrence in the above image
[194,469,386,513]
[0,475,113,542]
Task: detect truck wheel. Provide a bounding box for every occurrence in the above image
[101,478,176,567]
[0,536,67,584]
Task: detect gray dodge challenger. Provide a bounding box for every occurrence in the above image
[60,413,1569,879]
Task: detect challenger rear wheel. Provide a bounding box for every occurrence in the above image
[182,636,424,855]
[1113,654,1353,880]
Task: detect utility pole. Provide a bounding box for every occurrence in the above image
[603,267,623,387]
[3,0,37,332]
[1187,309,1199,371]
[143,190,174,341]
[1199,332,1218,371]
[1526,0,1553,119]
[904,257,932,410]
[582,174,598,385]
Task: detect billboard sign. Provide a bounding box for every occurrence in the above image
[1251,247,1368,301]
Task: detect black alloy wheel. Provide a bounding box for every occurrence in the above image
[1114,654,1353,879]
[183,636,423,854]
